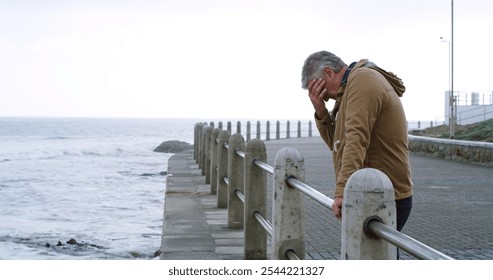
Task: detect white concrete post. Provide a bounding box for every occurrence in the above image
[272,147,305,260]
[200,124,209,173]
[195,122,204,164]
[210,128,221,194]
[227,121,232,134]
[341,168,397,260]
[276,121,280,140]
[244,138,267,260]
[204,126,213,182]
[256,121,261,139]
[194,123,199,160]
[297,121,301,138]
[236,121,241,134]
[228,133,245,229]
[246,121,251,141]
[216,130,230,208]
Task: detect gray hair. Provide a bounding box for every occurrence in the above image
[301,51,346,89]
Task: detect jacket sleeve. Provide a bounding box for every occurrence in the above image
[334,69,384,197]
[314,109,335,151]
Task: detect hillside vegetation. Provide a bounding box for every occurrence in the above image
[409,118,493,142]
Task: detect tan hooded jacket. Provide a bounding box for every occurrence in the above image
[315,59,413,200]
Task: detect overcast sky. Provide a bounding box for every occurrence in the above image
[1,0,492,121]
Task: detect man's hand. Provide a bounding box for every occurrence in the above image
[332,197,343,220]
[307,78,327,119]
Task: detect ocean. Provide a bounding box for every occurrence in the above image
[0,117,197,260]
[0,117,318,260]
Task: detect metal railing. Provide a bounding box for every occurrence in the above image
[194,121,454,260]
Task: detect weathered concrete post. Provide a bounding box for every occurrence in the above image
[286,121,290,139]
[297,121,301,138]
[308,121,313,137]
[210,128,221,194]
[276,121,280,140]
[200,124,209,173]
[272,147,305,260]
[266,121,271,141]
[236,121,241,134]
[216,130,230,208]
[244,138,267,260]
[228,133,245,229]
[194,123,199,160]
[195,122,204,163]
[341,168,397,260]
[204,126,213,182]
[256,121,261,139]
[227,121,232,134]
[246,121,251,141]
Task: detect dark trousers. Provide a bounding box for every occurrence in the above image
[396,196,413,232]
[395,196,413,259]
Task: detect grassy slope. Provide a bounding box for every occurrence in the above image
[410,119,493,142]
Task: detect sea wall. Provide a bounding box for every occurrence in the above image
[408,135,493,167]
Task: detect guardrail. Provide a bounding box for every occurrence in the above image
[194,121,454,260]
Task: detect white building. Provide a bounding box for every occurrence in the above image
[445,91,493,125]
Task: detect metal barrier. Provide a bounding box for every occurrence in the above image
[193,122,454,260]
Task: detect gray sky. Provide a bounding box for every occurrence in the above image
[1,0,492,121]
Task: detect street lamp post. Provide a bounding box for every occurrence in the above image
[451,0,455,139]
[441,37,455,139]
[441,0,455,139]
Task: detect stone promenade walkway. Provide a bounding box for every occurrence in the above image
[160,137,493,260]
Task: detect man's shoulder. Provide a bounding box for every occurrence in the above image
[348,67,383,85]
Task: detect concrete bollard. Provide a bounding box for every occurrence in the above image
[276,121,280,140]
[341,168,396,260]
[272,147,305,260]
[228,133,245,229]
[266,121,271,141]
[256,121,261,139]
[246,121,251,141]
[204,126,213,182]
[195,122,204,163]
[236,121,241,134]
[308,121,312,137]
[297,121,301,138]
[194,123,199,160]
[286,121,290,139]
[210,128,221,194]
[244,138,267,260]
[200,124,209,173]
[216,130,230,208]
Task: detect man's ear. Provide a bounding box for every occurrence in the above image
[323,67,335,79]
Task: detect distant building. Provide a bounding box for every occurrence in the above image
[445,91,493,125]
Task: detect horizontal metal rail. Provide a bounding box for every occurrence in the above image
[367,219,454,260]
[235,189,245,203]
[253,211,272,236]
[235,150,245,158]
[253,159,274,174]
[285,249,301,260]
[199,124,454,261]
[286,177,333,209]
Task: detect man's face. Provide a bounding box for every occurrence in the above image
[322,67,341,99]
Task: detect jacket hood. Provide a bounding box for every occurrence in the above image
[353,59,406,97]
